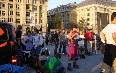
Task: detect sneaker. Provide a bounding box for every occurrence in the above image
[67,66,73,71]
[73,65,79,68]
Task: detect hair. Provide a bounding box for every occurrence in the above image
[34,29,39,33]
[71,24,77,30]
[111,12,116,21]
[16,25,22,31]
[54,53,61,59]
[41,50,49,56]
[27,31,31,34]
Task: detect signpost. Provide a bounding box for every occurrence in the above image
[30,11,35,26]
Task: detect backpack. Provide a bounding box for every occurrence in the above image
[0,64,26,73]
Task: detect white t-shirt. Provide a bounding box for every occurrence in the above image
[102,24,116,45]
[77,35,85,45]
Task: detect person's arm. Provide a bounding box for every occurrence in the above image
[16,31,21,46]
[38,35,43,45]
[100,32,106,43]
[100,26,107,54]
[112,32,116,43]
[68,31,78,40]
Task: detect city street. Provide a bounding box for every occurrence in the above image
[29,45,103,73]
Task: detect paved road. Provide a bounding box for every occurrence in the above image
[28,45,103,73]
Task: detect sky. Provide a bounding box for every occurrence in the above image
[48,0,116,10]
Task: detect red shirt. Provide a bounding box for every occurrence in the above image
[84,31,93,41]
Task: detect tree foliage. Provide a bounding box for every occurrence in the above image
[53,12,62,29]
[78,17,85,31]
[70,9,77,24]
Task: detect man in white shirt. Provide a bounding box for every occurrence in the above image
[33,29,43,55]
[100,12,116,73]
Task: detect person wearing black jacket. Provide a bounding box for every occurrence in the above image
[54,30,59,55]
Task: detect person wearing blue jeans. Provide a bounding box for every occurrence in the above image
[59,41,66,54]
[59,29,67,54]
[36,45,42,55]
[33,29,43,55]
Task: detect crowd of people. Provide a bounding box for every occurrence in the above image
[14,22,101,73]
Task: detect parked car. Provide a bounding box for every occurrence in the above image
[0,22,17,65]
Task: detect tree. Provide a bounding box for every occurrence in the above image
[70,9,77,24]
[78,17,85,31]
[53,12,62,29]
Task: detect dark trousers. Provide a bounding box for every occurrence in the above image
[59,41,66,53]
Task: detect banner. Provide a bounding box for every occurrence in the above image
[30,11,35,26]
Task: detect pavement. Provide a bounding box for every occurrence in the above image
[28,45,103,73]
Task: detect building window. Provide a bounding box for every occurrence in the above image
[2,11,5,16]
[16,4,20,9]
[87,23,90,26]
[40,0,44,4]
[26,12,30,16]
[8,18,13,22]
[35,13,37,16]
[16,12,20,16]
[26,19,30,24]
[8,4,13,8]
[9,0,13,2]
[39,5,42,10]
[87,13,90,16]
[95,7,97,10]
[104,8,106,11]
[40,20,42,23]
[26,0,30,3]
[33,0,36,4]
[40,13,42,18]
[87,8,90,11]
[8,11,13,15]
[35,19,37,24]
[16,19,20,23]
[26,4,29,9]
[16,0,21,2]
[87,18,90,21]
[2,3,5,7]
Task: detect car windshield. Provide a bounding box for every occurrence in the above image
[0,27,9,41]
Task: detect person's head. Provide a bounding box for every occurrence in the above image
[79,31,83,35]
[17,25,22,31]
[54,53,61,60]
[87,29,90,32]
[27,31,31,36]
[34,29,38,34]
[111,12,116,24]
[41,49,49,56]
[71,24,77,31]
[62,29,65,33]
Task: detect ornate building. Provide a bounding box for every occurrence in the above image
[47,2,77,29]
[0,0,48,33]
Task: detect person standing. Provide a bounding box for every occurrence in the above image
[33,29,43,55]
[100,12,116,73]
[24,31,33,51]
[45,32,49,45]
[77,31,85,59]
[16,25,22,49]
[54,30,59,56]
[59,29,67,54]
[67,25,79,71]
[84,29,93,55]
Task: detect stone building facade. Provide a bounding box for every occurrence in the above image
[0,0,48,32]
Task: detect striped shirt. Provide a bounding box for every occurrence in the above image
[102,24,116,45]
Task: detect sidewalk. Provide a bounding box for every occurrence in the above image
[28,45,103,73]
